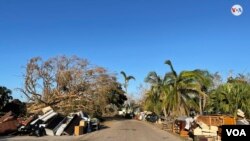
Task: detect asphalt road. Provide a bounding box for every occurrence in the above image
[78,119,183,141]
[0,120,183,141]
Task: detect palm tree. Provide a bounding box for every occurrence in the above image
[120,71,135,113]
[163,60,212,116]
[144,71,164,115]
[120,71,135,94]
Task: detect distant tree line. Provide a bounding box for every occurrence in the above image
[0,86,26,116]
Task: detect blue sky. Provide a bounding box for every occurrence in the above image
[0,0,250,100]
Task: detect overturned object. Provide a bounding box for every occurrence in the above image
[64,114,82,135]
[30,110,57,125]
[55,116,74,136]
[45,115,65,136]
[28,109,58,137]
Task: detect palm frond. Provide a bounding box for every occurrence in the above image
[164,60,177,77]
[127,76,135,81]
[120,71,127,79]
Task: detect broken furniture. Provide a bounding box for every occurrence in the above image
[63,114,82,135]
[28,108,58,136]
[45,114,65,136]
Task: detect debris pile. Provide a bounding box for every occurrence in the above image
[0,111,21,135]
[137,109,249,141]
[0,106,100,137]
[170,110,250,141]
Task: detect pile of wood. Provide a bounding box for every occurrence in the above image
[192,115,236,141]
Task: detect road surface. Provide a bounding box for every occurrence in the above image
[78,119,183,141]
[0,120,184,141]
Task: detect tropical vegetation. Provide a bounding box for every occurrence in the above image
[0,86,13,111]
[143,60,250,118]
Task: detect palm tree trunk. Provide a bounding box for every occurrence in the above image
[199,96,203,115]
[203,96,206,113]
[163,106,167,118]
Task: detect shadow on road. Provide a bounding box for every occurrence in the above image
[101,115,134,122]
[99,125,109,130]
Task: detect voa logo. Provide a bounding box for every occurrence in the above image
[226,129,246,136]
[231,4,243,16]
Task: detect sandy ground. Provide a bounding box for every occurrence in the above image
[0,119,184,141]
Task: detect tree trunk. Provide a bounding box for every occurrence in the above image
[199,96,203,115]
[163,106,167,118]
[203,96,206,113]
